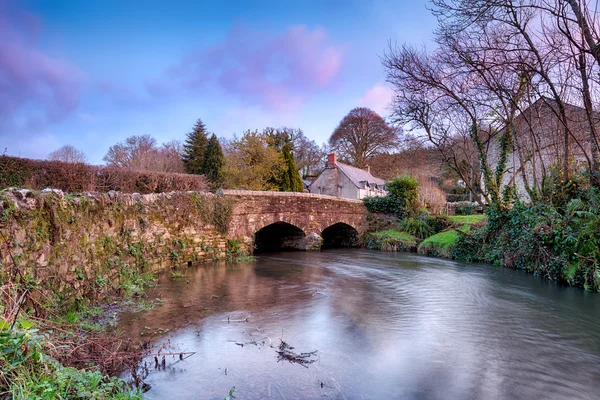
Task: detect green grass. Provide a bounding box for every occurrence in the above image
[371,230,417,244]
[362,230,417,252]
[418,230,459,257]
[447,214,487,225]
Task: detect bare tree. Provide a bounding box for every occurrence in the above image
[48,145,87,163]
[329,107,401,168]
[103,135,185,173]
[385,0,600,206]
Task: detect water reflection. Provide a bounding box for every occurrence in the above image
[117,250,600,400]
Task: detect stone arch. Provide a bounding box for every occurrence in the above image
[321,222,360,249]
[254,222,307,253]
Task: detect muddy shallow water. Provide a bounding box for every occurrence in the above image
[117,250,600,400]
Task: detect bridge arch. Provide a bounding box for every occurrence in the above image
[321,222,360,249]
[254,221,307,253]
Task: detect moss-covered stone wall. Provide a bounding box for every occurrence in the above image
[0,189,240,300]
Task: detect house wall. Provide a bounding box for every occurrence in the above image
[339,172,359,199]
[486,99,594,202]
[309,168,339,196]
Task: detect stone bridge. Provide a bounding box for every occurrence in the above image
[224,190,368,252]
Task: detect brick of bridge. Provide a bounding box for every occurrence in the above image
[224,190,368,250]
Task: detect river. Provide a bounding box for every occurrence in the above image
[116,250,600,400]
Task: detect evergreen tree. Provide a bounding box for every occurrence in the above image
[279,144,304,192]
[202,134,225,192]
[182,119,209,174]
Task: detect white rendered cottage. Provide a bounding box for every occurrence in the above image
[308,153,387,199]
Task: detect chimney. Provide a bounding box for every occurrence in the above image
[364,164,371,174]
[327,152,337,168]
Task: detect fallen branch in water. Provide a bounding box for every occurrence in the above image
[276,340,318,368]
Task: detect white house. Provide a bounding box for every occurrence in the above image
[308,153,387,200]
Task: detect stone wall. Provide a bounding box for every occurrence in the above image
[0,189,237,300]
[0,188,368,299]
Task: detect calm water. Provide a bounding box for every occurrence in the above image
[117,250,600,400]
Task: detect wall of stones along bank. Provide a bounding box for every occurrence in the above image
[0,189,240,301]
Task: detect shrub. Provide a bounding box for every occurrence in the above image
[398,213,450,239]
[453,187,600,291]
[453,202,478,215]
[363,174,420,217]
[363,195,406,216]
[387,174,419,207]
[0,156,207,193]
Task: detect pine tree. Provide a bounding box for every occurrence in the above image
[182,119,209,174]
[279,144,304,192]
[202,134,225,192]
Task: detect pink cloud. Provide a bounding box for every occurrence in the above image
[147,24,344,113]
[0,0,81,133]
[358,82,394,116]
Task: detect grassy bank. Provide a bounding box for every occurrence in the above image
[364,213,486,259]
[362,230,417,252]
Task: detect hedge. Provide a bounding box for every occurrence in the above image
[0,156,207,194]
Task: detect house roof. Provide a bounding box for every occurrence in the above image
[336,162,386,188]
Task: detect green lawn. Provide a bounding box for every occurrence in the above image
[447,214,487,225]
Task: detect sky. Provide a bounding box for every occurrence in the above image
[0,0,437,164]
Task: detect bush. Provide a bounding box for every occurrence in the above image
[387,174,419,203]
[363,174,420,217]
[453,202,478,215]
[398,213,450,239]
[0,156,207,193]
[363,195,406,216]
[453,187,600,291]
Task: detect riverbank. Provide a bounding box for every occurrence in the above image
[0,188,256,398]
[363,188,600,293]
[362,214,486,258]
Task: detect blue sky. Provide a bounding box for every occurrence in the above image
[1,0,436,164]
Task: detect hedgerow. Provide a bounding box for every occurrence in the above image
[0,155,207,193]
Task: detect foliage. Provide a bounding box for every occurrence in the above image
[453,187,600,291]
[0,327,140,399]
[276,144,304,192]
[223,130,284,190]
[363,195,406,216]
[182,119,209,175]
[398,213,449,239]
[329,107,400,167]
[363,174,420,216]
[453,202,478,215]
[362,230,417,252]
[264,127,326,178]
[202,134,225,192]
[0,155,206,193]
